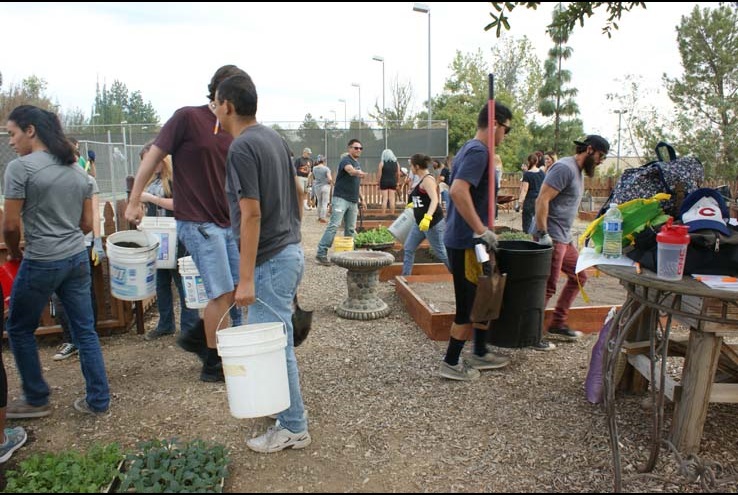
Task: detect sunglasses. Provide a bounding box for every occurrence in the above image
[499,123,512,135]
[351,146,363,150]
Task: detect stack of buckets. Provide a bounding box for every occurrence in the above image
[216,321,290,418]
[177,256,208,309]
[106,230,159,300]
[139,216,178,269]
[333,236,354,252]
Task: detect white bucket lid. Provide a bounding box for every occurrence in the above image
[216,322,284,346]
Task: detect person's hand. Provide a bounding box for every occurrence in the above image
[537,233,553,247]
[91,237,106,266]
[473,229,498,252]
[234,279,256,307]
[124,200,144,226]
[418,214,432,232]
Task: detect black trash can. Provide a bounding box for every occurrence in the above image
[487,240,552,348]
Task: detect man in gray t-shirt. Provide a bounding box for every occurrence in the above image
[533,135,609,343]
[310,159,332,223]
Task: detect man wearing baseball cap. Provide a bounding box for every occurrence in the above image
[532,135,610,349]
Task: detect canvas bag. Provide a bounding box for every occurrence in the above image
[470,251,507,329]
[598,142,703,217]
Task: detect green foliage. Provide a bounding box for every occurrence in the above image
[93,79,159,126]
[485,2,646,38]
[354,226,395,247]
[498,230,532,241]
[0,74,59,123]
[118,438,229,493]
[4,443,123,493]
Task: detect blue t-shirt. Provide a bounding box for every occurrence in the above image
[443,139,489,250]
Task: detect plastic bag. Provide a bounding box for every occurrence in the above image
[584,307,618,404]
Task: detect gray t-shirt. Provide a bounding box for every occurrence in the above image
[225,124,301,265]
[311,164,331,189]
[540,156,583,243]
[4,150,92,261]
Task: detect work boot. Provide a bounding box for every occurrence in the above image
[200,348,225,382]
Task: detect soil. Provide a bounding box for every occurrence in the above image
[2,209,738,493]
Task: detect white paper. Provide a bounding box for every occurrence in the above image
[691,274,738,291]
[576,247,636,274]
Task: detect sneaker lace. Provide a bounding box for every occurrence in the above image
[59,343,75,353]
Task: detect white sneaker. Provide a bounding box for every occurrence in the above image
[466,352,511,370]
[246,423,311,453]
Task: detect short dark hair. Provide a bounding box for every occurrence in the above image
[410,153,431,170]
[207,65,246,101]
[348,138,361,148]
[477,101,512,130]
[216,74,258,117]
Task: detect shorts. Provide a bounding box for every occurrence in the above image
[297,176,309,194]
[447,247,476,325]
[177,221,240,300]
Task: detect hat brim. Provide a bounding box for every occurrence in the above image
[686,220,730,236]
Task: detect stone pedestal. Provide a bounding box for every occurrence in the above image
[330,251,395,320]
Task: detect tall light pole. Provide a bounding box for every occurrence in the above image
[413,3,431,131]
[330,109,337,124]
[614,109,627,174]
[338,98,347,129]
[372,55,386,149]
[351,82,361,129]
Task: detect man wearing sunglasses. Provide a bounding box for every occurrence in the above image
[532,134,610,348]
[316,139,367,266]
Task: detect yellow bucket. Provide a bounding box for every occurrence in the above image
[333,236,354,252]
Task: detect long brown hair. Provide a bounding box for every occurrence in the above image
[141,141,173,198]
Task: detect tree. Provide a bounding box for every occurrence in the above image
[491,36,544,118]
[368,76,415,130]
[0,75,59,123]
[664,5,738,178]
[537,4,581,156]
[93,79,159,126]
[485,2,646,38]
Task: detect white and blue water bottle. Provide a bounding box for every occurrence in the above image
[602,203,623,259]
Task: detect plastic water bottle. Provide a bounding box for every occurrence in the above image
[602,203,623,258]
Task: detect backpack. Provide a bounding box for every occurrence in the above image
[598,142,703,218]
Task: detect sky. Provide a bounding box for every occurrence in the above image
[1,1,712,150]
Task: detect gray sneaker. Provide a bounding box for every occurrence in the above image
[315,255,332,266]
[73,398,110,417]
[53,342,78,361]
[466,352,511,370]
[439,359,481,381]
[246,422,312,453]
[6,398,51,419]
[0,427,27,463]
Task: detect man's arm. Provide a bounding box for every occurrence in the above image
[236,197,261,307]
[2,198,24,260]
[449,179,486,235]
[343,163,366,178]
[124,144,167,224]
[534,183,560,233]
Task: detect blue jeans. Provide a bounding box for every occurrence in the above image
[246,243,307,433]
[402,219,451,276]
[155,268,200,334]
[6,250,110,411]
[317,196,358,258]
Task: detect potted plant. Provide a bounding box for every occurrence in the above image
[117,438,228,493]
[3,443,123,493]
[354,226,395,250]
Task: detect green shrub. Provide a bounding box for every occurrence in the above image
[4,443,122,493]
[354,226,395,247]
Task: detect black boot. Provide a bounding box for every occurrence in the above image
[177,319,208,362]
[200,347,224,383]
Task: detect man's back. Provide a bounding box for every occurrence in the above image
[155,105,233,227]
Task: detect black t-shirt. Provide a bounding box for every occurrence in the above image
[333,156,361,203]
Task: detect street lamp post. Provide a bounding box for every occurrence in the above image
[413,3,431,131]
[372,55,386,149]
[351,82,361,129]
[338,98,347,129]
[330,109,337,125]
[614,109,627,174]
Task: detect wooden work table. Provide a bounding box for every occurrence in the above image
[596,264,738,492]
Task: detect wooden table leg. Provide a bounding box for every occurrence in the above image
[670,329,722,454]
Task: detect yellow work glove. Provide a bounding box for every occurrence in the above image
[418,213,433,232]
[91,237,106,267]
[406,202,413,209]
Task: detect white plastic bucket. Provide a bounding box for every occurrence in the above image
[106,230,158,301]
[388,208,415,244]
[216,322,290,418]
[177,256,208,309]
[139,216,177,269]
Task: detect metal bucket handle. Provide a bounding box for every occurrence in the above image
[217,298,288,336]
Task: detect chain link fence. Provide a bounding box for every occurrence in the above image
[0,121,448,202]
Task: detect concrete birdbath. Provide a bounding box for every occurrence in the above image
[330,250,395,320]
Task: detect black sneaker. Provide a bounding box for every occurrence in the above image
[200,361,225,383]
[528,340,557,351]
[144,329,174,341]
[547,326,583,341]
[315,255,331,266]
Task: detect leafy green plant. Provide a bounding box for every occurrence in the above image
[118,438,228,493]
[354,226,395,247]
[4,443,122,493]
[498,231,532,241]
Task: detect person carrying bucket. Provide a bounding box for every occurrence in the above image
[3,105,111,416]
[215,73,311,453]
[439,102,513,381]
[125,65,245,383]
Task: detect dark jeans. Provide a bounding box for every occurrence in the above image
[52,245,96,342]
[155,268,200,334]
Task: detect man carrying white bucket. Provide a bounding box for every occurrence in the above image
[214,73,310,453]
[125,65,246,383]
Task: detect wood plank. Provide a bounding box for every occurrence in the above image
[628,354,680,402]
[379,263,448,282]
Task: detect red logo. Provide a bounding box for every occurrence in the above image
[698,207,717,218]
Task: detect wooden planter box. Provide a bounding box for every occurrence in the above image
[395,273,620,341]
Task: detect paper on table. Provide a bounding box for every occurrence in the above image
[691,274,738,291]
[576,247,636,274]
